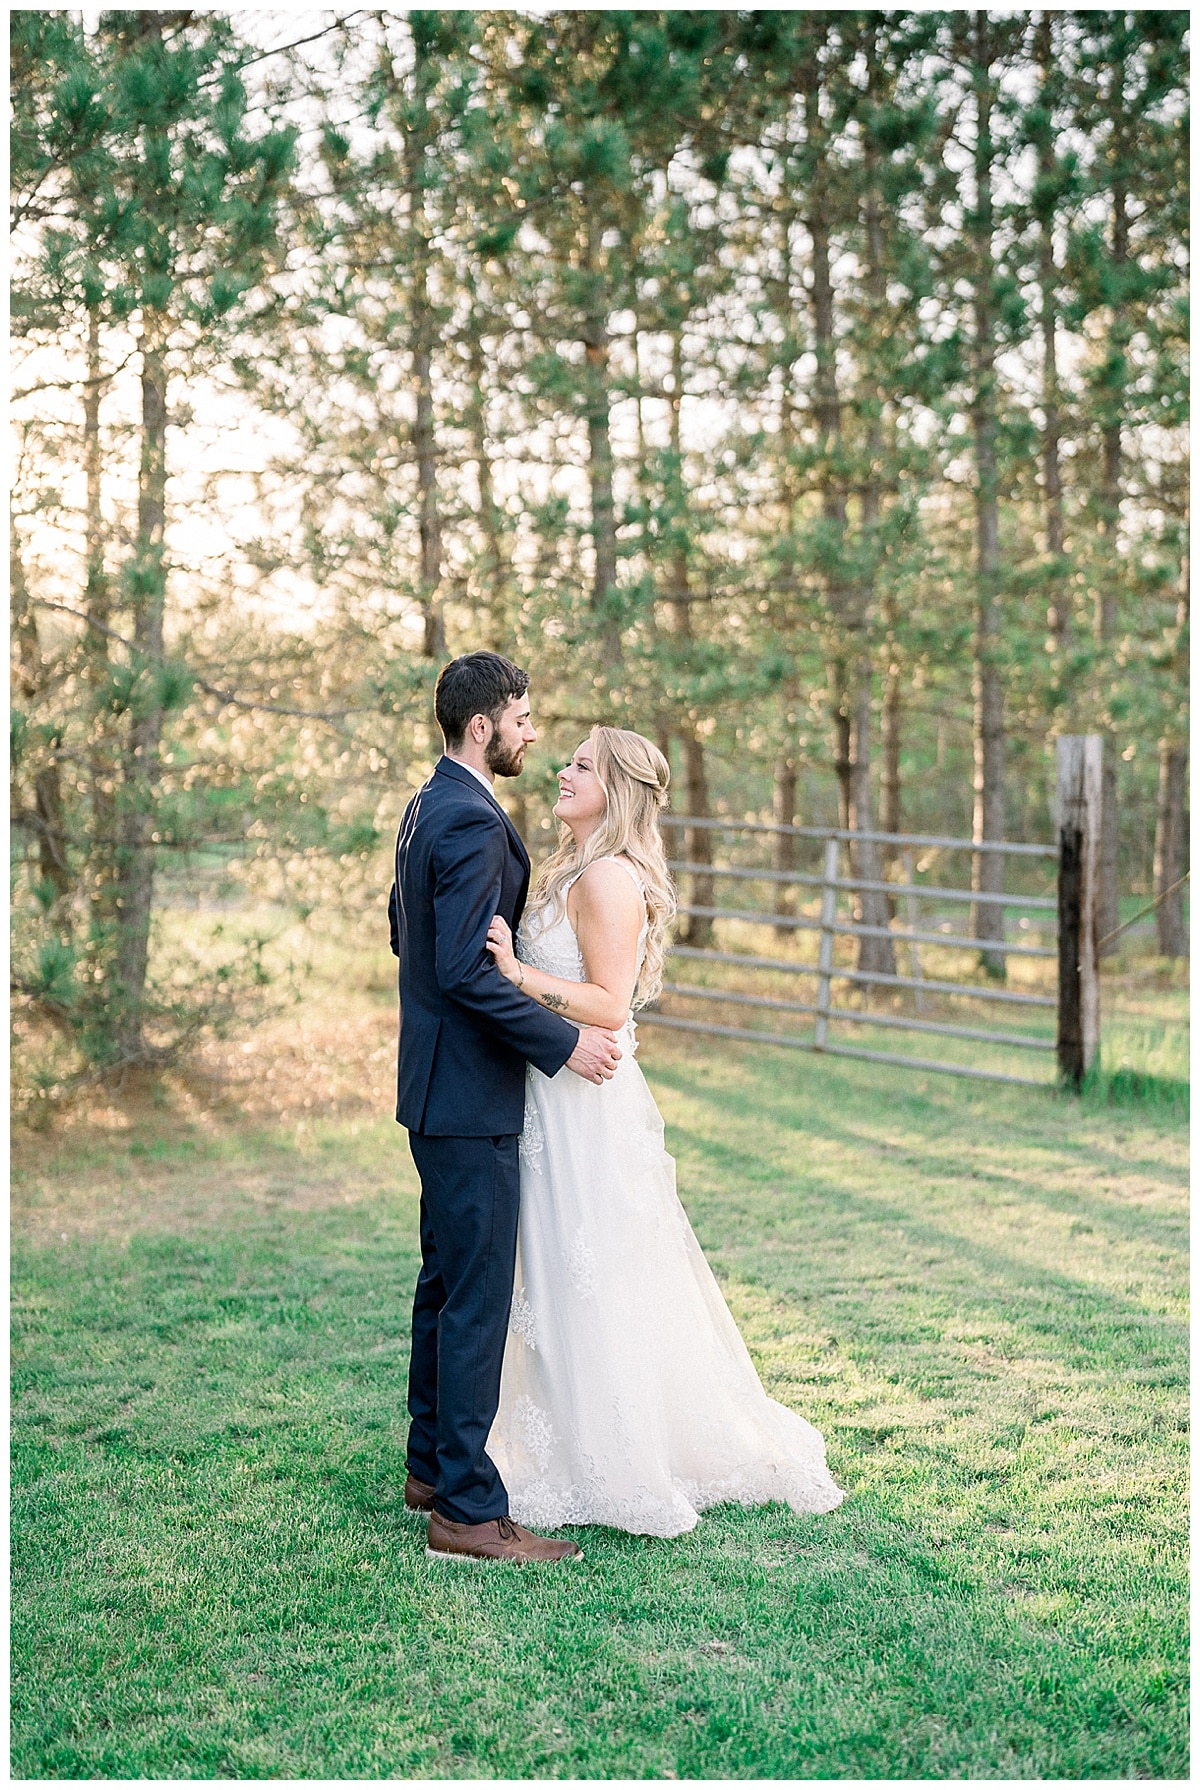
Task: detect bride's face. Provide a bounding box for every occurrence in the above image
[554,739,607,836]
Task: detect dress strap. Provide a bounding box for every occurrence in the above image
[598,855,646,896]
[566,856,645,896]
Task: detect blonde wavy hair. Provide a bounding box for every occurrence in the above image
[528,726,676,1009]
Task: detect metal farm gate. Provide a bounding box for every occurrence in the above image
[639,736,1104,1091]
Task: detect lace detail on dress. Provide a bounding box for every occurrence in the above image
[517,905,588,981]
[518,1091,546,1171]
[514,1394,557,1470]
[516,858,648,985]
[509,1289,538,1352]
[505,1436,844,1537]
[567,1229,599,1299]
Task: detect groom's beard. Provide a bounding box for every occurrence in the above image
[486,736,526,778]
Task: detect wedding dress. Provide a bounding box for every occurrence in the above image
[487,859,844,1537]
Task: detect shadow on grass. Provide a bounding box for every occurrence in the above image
[683,1151,1188,1377]
[648,1052,1187,1243]
[10,1034,1189,1779]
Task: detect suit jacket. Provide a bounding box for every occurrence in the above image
[388,756,578,1136]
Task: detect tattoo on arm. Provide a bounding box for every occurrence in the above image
[539,991,570,1014]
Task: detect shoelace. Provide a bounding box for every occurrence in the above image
[495,1515,520,1541]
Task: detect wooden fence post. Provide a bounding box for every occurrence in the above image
[813,836,840,1051]
[1056,735,1103,1089]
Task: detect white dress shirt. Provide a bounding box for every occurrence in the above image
[450,757,496,797]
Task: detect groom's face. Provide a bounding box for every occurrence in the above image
[484,694,537,778]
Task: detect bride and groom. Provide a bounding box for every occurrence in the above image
[389,651,842,1564]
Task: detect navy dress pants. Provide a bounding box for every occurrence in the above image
[405,1131,520,1525]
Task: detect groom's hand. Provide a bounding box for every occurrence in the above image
[565,1026,622,1084]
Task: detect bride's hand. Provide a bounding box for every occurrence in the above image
[486,914,521,983]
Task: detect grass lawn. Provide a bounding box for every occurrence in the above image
[10,960,1189,1779]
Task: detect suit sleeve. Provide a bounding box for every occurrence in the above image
[388,882,399,957]
[431,807,578,1077]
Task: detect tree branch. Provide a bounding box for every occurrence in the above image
[33,601,377,721]
[12,350,139,405]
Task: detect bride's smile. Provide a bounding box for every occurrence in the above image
[553,745,607,838]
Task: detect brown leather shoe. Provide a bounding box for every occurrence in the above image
[404,1473,436,1513]
[426,1509,582,1565]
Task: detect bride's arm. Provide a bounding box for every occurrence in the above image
[486,859,643,1030]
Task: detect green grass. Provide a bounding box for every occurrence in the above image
[10,1004,1189,1779]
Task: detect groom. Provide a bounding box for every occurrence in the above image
[389,651,621,1564]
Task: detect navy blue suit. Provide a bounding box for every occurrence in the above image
[389,756,577,1522]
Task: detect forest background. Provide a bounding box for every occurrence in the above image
[10,8,1189,1098]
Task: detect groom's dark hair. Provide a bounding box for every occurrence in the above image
[435,651,529,747]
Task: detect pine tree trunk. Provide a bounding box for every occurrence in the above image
[849,636,895,978]
[802,49,860,921]
[880,594,902,842]
[1098,170,1127,643]
[849,487,895,974]
[405,37,444,662]
[1153,740,1188,957]
[466,315,507,652]
[880,647,901,920]
[773,723,798,940]
[1036,16,1068,649]
[851,70,896,982]
[34,763,70,900]
[1099,743,1120,957]
[866,21,900,878]
[810,184,852,837]
[1097,195,1126,953]
[84,307,106,616]
[413,298,444,659]
[773,198,803,937]
[829,658,852,833]
[1095,38,1129,951]
[635,344,675,782]
[113,314,168,1054]
[811,181,851,834]
[969,14,1006,978]
[666,333,712,945]
[584,208,621,673]
[12,534,70,902]
[84,303,117,928]
[681,734,714,942]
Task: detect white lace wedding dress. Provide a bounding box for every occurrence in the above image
[487,860,844,1537]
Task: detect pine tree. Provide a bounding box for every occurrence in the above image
[483,11,734,698]
[11,10,1187,1100]
[733,12,940,973]
[11,11,295,1066]
[935,12,1029,976]
[1068,10,1189,948]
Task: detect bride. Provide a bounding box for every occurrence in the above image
[483,725,843,1537]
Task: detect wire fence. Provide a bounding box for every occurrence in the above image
[640,817,1061,1089]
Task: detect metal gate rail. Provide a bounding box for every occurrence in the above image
[659,982,1055,1050]
[674,904,1056,957]
[669,860,1058,909]
[642,818,1061,1086]
[661,815,1057,856]
[667,944,1057,1006]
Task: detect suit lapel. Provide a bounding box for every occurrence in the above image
[434,757,531,873]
